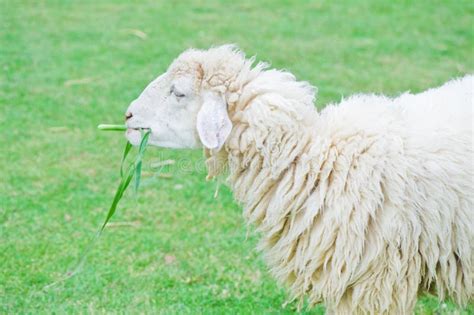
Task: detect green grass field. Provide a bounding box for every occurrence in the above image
[1,1,473,313]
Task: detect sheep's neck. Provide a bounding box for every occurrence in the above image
[223,73,320,229]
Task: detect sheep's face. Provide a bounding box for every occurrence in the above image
[125,68,232,150]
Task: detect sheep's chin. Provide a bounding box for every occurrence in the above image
[125,129,143,146]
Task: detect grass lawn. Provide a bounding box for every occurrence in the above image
[1,0,473,313]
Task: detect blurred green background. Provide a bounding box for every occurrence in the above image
[1,0,473,313]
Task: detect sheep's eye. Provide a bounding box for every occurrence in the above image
[170,85,185,98]
[174,91,185,98]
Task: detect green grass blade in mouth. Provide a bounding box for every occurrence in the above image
[44,129,152,289]
[120,141,133,178]
[102,129,151,230]
[100,162,135,232]
[134,130,151,192]
[98,124,127,131]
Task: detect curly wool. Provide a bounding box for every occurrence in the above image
[184,46,474,314]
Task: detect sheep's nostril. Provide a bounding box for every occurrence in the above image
[125,112,133,120]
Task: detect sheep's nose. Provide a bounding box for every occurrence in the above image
[125,112,133,120]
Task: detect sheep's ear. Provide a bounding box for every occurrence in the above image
[196,92,232,150]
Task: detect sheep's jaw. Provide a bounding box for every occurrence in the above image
[125,127,151,146]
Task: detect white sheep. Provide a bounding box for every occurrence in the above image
[125,45,473,314]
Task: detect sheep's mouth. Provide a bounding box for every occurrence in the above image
[127,126,150,131]
[127,127,151,132]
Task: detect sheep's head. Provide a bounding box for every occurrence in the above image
[125,45,251,150]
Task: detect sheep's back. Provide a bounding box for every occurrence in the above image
[228,75,473,313]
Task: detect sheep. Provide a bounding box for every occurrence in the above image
[125,45,474,314]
